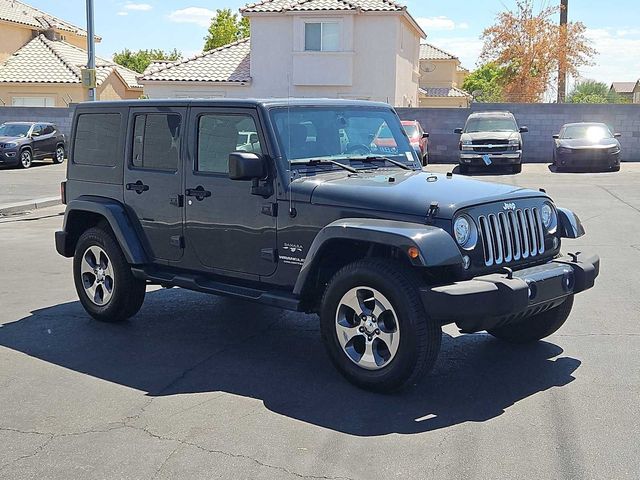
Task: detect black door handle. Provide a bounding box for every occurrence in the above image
[126,181,149,194]
[186,186,211,201]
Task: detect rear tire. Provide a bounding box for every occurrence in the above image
[73,227,146,323]
[488,296,574,344]
[320,259,441,392]
[53,145,65,164]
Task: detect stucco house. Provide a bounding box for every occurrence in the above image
[0,0,142,106]
[417,43,470,108]
[609,81,639,103]
[141,0,425,107]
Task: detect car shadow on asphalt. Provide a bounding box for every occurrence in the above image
[449,165,518,176]
[0,288,581,436]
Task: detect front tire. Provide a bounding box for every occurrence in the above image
[488,296,574,344]
[320,259,441,392]
[73,227,146,323]
[19,149,32,169]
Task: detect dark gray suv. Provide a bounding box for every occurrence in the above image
[0,122,66,168]
[55,99,599,392]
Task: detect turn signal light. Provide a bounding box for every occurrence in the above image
[407,247,420,259]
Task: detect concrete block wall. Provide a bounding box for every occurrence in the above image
[0,106,75,137]
[397,103,640,163]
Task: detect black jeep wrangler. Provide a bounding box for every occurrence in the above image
[55,99,599,392]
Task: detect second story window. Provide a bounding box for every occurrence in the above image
[305,22,340,52]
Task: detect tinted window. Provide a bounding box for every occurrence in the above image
[74,113,121,166]
[42,125,55,135]
[403,125,419,138]
[465,116,518,133]
[132,114,181,171]
[31,125,42,136]
[198,114,262,173]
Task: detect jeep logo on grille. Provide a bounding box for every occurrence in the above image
[503,202,517,211]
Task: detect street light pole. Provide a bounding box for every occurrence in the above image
[557,0,568,103]
[86,0,96,101]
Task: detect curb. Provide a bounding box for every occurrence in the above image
[0,197,61,216]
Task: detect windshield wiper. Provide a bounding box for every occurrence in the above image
[290,158,358,173]
[351,156,412,171]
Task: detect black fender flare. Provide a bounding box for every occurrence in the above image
[293,218,462,295]
[557,207,585,239]
[59,196,147,264]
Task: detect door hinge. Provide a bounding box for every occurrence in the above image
[261,248,278,263]
[261,203,278,217]
[169,194,184,207]
[170,235,185,249]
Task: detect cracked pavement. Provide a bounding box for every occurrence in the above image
[0,164,639,479]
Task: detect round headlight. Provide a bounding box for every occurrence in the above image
[454,216,471,246]
[541,203,557,232]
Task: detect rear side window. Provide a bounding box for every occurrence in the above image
[74,113,121,167]
[42,125,55,135]
[132,114,181,171]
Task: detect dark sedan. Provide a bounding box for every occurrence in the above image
[553,123,621,172]
[0,122,66,169]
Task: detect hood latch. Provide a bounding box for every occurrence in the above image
[427,201,439,223]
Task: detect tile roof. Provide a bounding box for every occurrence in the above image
[0,0,89,37]
[610,82,637,93]
[419,86,470,98]
[457,65,469,73]
[142,60,179,77]
[0,35,141,89]
[419,43,458,61]
[242,0,405,13]
[141,38,251,83]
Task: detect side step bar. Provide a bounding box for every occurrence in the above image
[132,267,303,312]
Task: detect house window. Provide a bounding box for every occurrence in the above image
[11,96,56,107]
[305,22,340,52]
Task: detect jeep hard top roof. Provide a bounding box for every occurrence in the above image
[74,98,393,110]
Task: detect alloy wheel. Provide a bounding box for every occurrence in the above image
[335,287,400,370]
[20,150,32,168]
[56,147,65,163]
[80,246,115,306]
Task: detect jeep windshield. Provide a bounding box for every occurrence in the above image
[0,123,30,137]
[270,107,419,171]
[465,116,518,133]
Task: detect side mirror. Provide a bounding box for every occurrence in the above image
[454,128,463,134]
[228,152,266,181]
[519,126,529,133]
[552,134,560,139]
[614,133,622,138]
[31,132,39,137]
[422,132,430,139]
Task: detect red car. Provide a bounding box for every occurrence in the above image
[402,120,429,165]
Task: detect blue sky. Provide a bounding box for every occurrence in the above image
[27,0,640,83]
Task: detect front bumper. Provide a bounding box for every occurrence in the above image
[556,150,620,170]
[422,253,599,333]
[0,149,19,165]
[460,151,521,165]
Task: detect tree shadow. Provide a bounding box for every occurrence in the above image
[0,288,580,436]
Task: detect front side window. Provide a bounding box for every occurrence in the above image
[74,113,121,167]
[197,114,262,174]
[132,114,181,171]
[270,107,416,168]
[305,22,340,52]
[465,116,518,133]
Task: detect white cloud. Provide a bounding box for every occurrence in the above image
[417,16,469,32]
[124,3,152,11]
[427,36,484,69]
[577,28,640,83]
[168,7,215,28]
[116,11,128,16]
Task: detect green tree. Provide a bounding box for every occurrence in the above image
[568,79,627,104]
[113,48,182,74]
[462,63,506,102]
[204,9,250,51]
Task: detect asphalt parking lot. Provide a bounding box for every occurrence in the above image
[1,164,639,479]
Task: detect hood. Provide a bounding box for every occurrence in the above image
[292,169,547,219]
[461,131,519,142]
[0,136,26,144]
[557,138,620,149]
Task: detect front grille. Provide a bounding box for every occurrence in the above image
[473,139,509,146]
[477,208,545,267]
